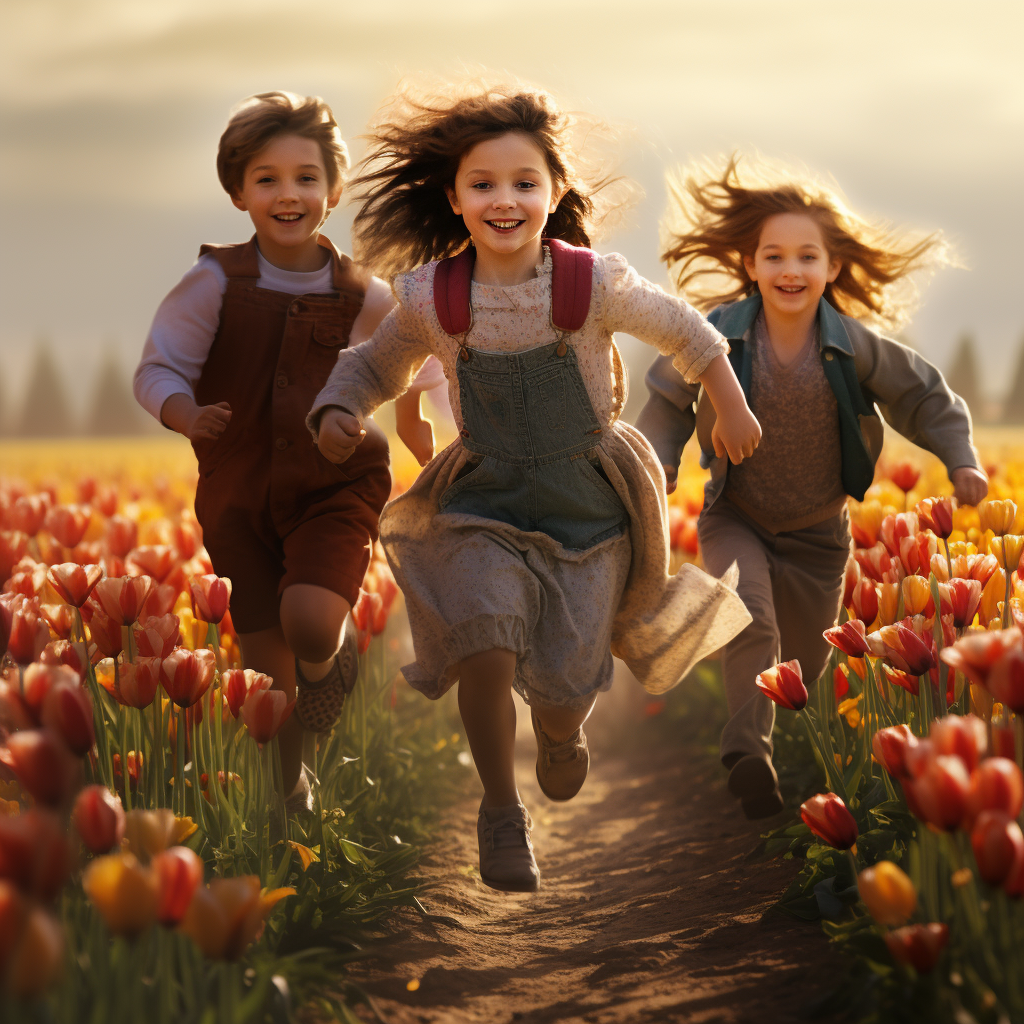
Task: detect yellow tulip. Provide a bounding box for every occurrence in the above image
[990,535,1024,573]
[979,568,1006,626]
[878,582,900,626]
[858,861,917,926]
[901,575,932,616]
[979,499,1018,537]
[83,853,160,936]
[123,808,176,863]
[179,876,295,960]
[171,816,198,844]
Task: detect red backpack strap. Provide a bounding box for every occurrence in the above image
[433,246,475,336]
[547,238,595,332]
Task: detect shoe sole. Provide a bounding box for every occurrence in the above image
[480,872,541,893]
[741,792,785,819]
[727,755,777,800]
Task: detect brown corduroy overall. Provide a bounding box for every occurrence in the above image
[191,236,391,632]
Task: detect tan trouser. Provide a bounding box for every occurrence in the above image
[697,499,851,767]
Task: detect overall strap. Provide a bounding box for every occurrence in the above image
[198,238,260,279]
[433,240,596,359]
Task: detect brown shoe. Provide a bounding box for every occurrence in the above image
[294,616,358,733]
[477,802,540,893]
[727,754,784,819]
[531,709,589,801]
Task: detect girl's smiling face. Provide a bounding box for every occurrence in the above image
[231,133,340,271]
[446,133,560,279]
[743,212,842,320]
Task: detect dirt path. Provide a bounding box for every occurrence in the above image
[352,688,841,1024]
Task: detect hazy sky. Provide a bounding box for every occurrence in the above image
[3,0,1023,419]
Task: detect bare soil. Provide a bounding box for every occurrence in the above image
[351,685,842,1024]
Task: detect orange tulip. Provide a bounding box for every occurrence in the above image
[39,639,87,683]
[21,662,80,723]
[841,555,861,607]
[0,808,74,901]
[987,643,1024,714]
[854,543,891,583]
[92,575,154,626]
[971,810,1024,886]
[872,725,918,780]
[179,876,294,960]
[9,495,49,537]
[83,852,159,937]
[850,500,885,548]
[40,602,77,640]
[877,581,899,627]
[0,531,28,583]
[115,657,161,709]
[966,758,1024,830]
[239,688,294,743]
[889,462,920,493]
[942,578,982,629]
[160,647,216,708]
[755,660,807,711]
[44,505,91,549]
[899,532,938,577]
[125,545,177,584]
[930,714,987,772]
[879,512,919,558]
[104,516,137,559]
[141,582,178,620]
[4,595,51,665]
[942,628,1022,688]
[901,575,932,617]
[858,861,917,926]
[88,610,123,659]
[800,792,858,850]
[154,846,204,926]
[46,562,102,608]
[133,613,180,658]
[112,751,144,794]
[73,785,125,854]
[966,552,999,586]
[885,923,948,973]
[123,808,175,863]
[3,901,64,998]
[189,574,232,625]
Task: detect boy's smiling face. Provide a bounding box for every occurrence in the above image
[231,133,340,272]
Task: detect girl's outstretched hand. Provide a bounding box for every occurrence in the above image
[318,407,365,464]
[950,465,989,507]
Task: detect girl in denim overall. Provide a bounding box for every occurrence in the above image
[310,86,760,891]
[636,155,987,820]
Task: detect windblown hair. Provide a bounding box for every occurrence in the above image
[216,91,350,198]
[349,82,630,279]
[662,155,951,331]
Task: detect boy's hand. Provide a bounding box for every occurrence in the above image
[187,401,232,442]
[663,464,678,495]
[951,466,989,507]
[399,415,435,467]
[712,404,761,465]
[318,407,365,464]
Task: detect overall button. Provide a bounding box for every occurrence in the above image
[289,301,304,316]
[276,375,288,388]
[275,438,289,451]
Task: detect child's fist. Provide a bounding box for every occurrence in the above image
[399,415,435,467]
[188,402,232,443]
[712,406,761,465]
[950,465,989,507]
[318,407,365,464]
[663,464,678,495]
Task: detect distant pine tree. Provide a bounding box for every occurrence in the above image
[14,341,75,437]
[1003,335,1024,424]
[946,333,983,423]
[83,350,148,436]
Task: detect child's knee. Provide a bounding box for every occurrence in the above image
[279,586,350,663]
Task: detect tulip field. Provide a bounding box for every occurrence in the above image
[0,437,469,1023]
[2,429,1024,1023]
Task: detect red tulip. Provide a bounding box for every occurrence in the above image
[930,714,987,772]
[916,496,956,539]
[905,753,970,831]
[159,647,216,708]
[352,589,373,631]
[112,751,144,793]
[94,485,118,518]
[971,811,1024,886]
[889,462,920,493]
[5,595,51,665]
[869,621,936,676]
[800,793,858,850]
[992,724,1016,761]
[755,660,807,711]
[93,575,154,626]
[986,644,1024,714]
[116,657,161,709]
[44,505,91,549]
[941,629,1023,688]
[899,533,939,577]
[46,562,103,608]
[872,725,919,780]
[849,579,879,626]
[855,543,891,583]
[967,553,999,587]
[880,512,919,558]
[824,619,870,656]
[40,679,95,755]
[141,582,178,620]
[39,640,87,683]
[966,758,1024,828]
[9,495,49,537]
[368,591,387,635]
[104,516,137,559]
[222,669,272,719]
[154,846,204,926]
[125,545,177,584]
[239,687,294,743]
[0,729,80,806]
[88,609,124,659]
[22,662,81,722]
[73,785,126,854]
[833,664,850,701]
[172,515,202,560]
[842,555,861,608]
[40,602,77,640]
[375,571,399,614]
[357,627,371,655]
[133,613,180,658]
[885,923,948,973]
[189,574,232,624]
[0,809,74,901]
[1005,845,1024,898]
[0,531,28,583]
[942,578,982,629]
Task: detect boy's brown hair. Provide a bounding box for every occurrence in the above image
[662,154,950,331]
[216,91,350,198]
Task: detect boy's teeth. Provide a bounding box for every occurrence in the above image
[276,213,301,221]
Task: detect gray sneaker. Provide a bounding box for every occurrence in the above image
[477,802,541,893]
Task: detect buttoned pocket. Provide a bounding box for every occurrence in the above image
[313,322,347,347]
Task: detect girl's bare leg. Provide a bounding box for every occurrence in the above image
[457,648,519,809]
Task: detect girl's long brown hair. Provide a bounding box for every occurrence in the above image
[349,82,628,280]
[662,155,951,331]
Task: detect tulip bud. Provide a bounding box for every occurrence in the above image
[755,660,807,711]
[979,499,1018,537]
[872,725,918,780]
[905,753,971,831]
[44,505,91,549]
[889,462,920,494]
[153,846,204,926]
[92,575,155,626]
[885,923,949,974]
[858,861,917,926]
[823,619,870,657]
[159,647,216,708]
[850,580,879,626]
[4,902,64,998]
[943,578,982,629]
[0,809,74,901]
[5,596,50,665]
[115,657,161,709]
[222,668,272,719]
[916,496,956,539]
[40,679,95,756]
[0,729,79,806]
[833,664,850,701]
[971,810,1024,886]
[0,531,29,583]
[133,613,180,658]
[877,582,899,627]
[21,662,80,722]
[88,610,124,659]
[73,785,126,854]
[987,644,1024,714]
[9,495,49,537]
[179,876,294,960]
[104,516,137,559]
[992,724,1016,761]
[855,543,891,583]
[800,792,858,850]
[189,574,231,624]
[874,620,937,676]
[929,714,987,772]
[239,687,295,744]
[123,808,175,863]
[125,545,177,583]
[46,562,103,609]
[82,852,159,937]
